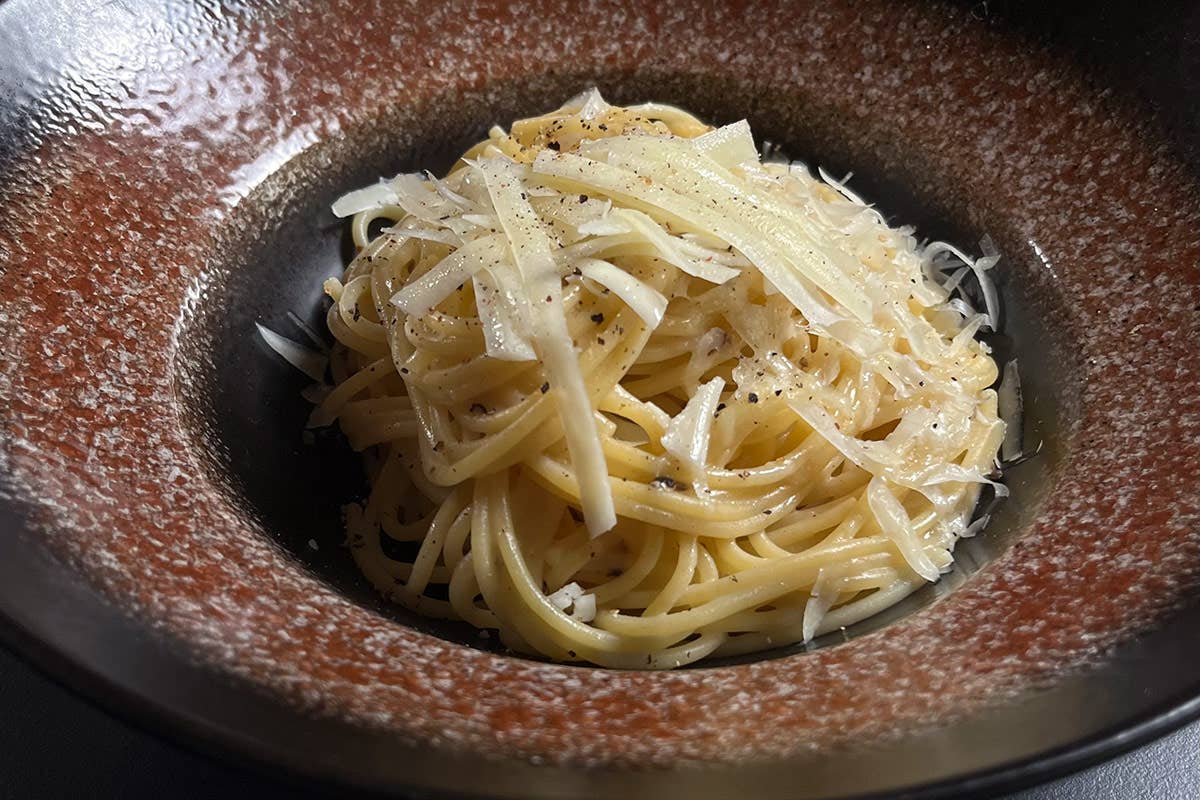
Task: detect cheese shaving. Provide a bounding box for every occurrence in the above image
[255,322,328,382]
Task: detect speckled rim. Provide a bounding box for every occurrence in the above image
[1,0,1198,795]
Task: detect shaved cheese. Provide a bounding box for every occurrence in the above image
[943,296,977,319]
[390,235,504,315]
[300,382,332,404]
[569,88,610,120]
[997,359,1022,461]
[581,136,872,322]
[331,180,399,217]
[286,311,329,352]
[459,214,497,229]
[694,120,759,168]
[571,592,597,622]
[661,376,725,495]
[390,173,457,224]
[867,477,941,582]
[971,255,1001,332]
[609,208,740,284]
[532,150,845,328]
[425,170,474,208]
[792,400,996,497]
[816,166,868,207]
[925,240,1002,331]
[547,581,584,610]
[962,513,991,539]
[473,269,536,361]
[577,216,631,237]
[802,568,839,643]
[576,258,668,327]
[256,322,328,382]
[480,158,616,536]
[546,581,597,622]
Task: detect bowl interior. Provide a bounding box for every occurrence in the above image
[173,71,1081,664]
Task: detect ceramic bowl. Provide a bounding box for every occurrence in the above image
[1,1,1198,797]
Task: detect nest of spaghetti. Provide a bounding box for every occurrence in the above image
[312,91,1006,668]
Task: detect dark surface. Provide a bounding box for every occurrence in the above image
[1,642,1197,799]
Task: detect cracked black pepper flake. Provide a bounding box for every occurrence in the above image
[748,392,759,403]
[540,382,550,393]
[649,475,687,491]
[591,312,604,323]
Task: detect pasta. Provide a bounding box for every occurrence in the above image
[312,91,1006,668]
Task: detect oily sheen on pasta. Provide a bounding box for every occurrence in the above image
[314,91,1006,668]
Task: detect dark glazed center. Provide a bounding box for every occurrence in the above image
[172,73,1081,665]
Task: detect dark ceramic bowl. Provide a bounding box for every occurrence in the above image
[1,1,1198,797]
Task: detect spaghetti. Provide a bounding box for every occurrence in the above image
[313,91,1006,668]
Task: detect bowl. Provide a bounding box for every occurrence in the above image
[1,0,1198,797]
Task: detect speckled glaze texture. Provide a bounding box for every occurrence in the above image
[1,0,1198,768]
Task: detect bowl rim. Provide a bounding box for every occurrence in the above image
[2,0,1200,795]
[3,506,1200,800]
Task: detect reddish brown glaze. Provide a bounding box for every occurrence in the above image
[1,0,1198,767]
